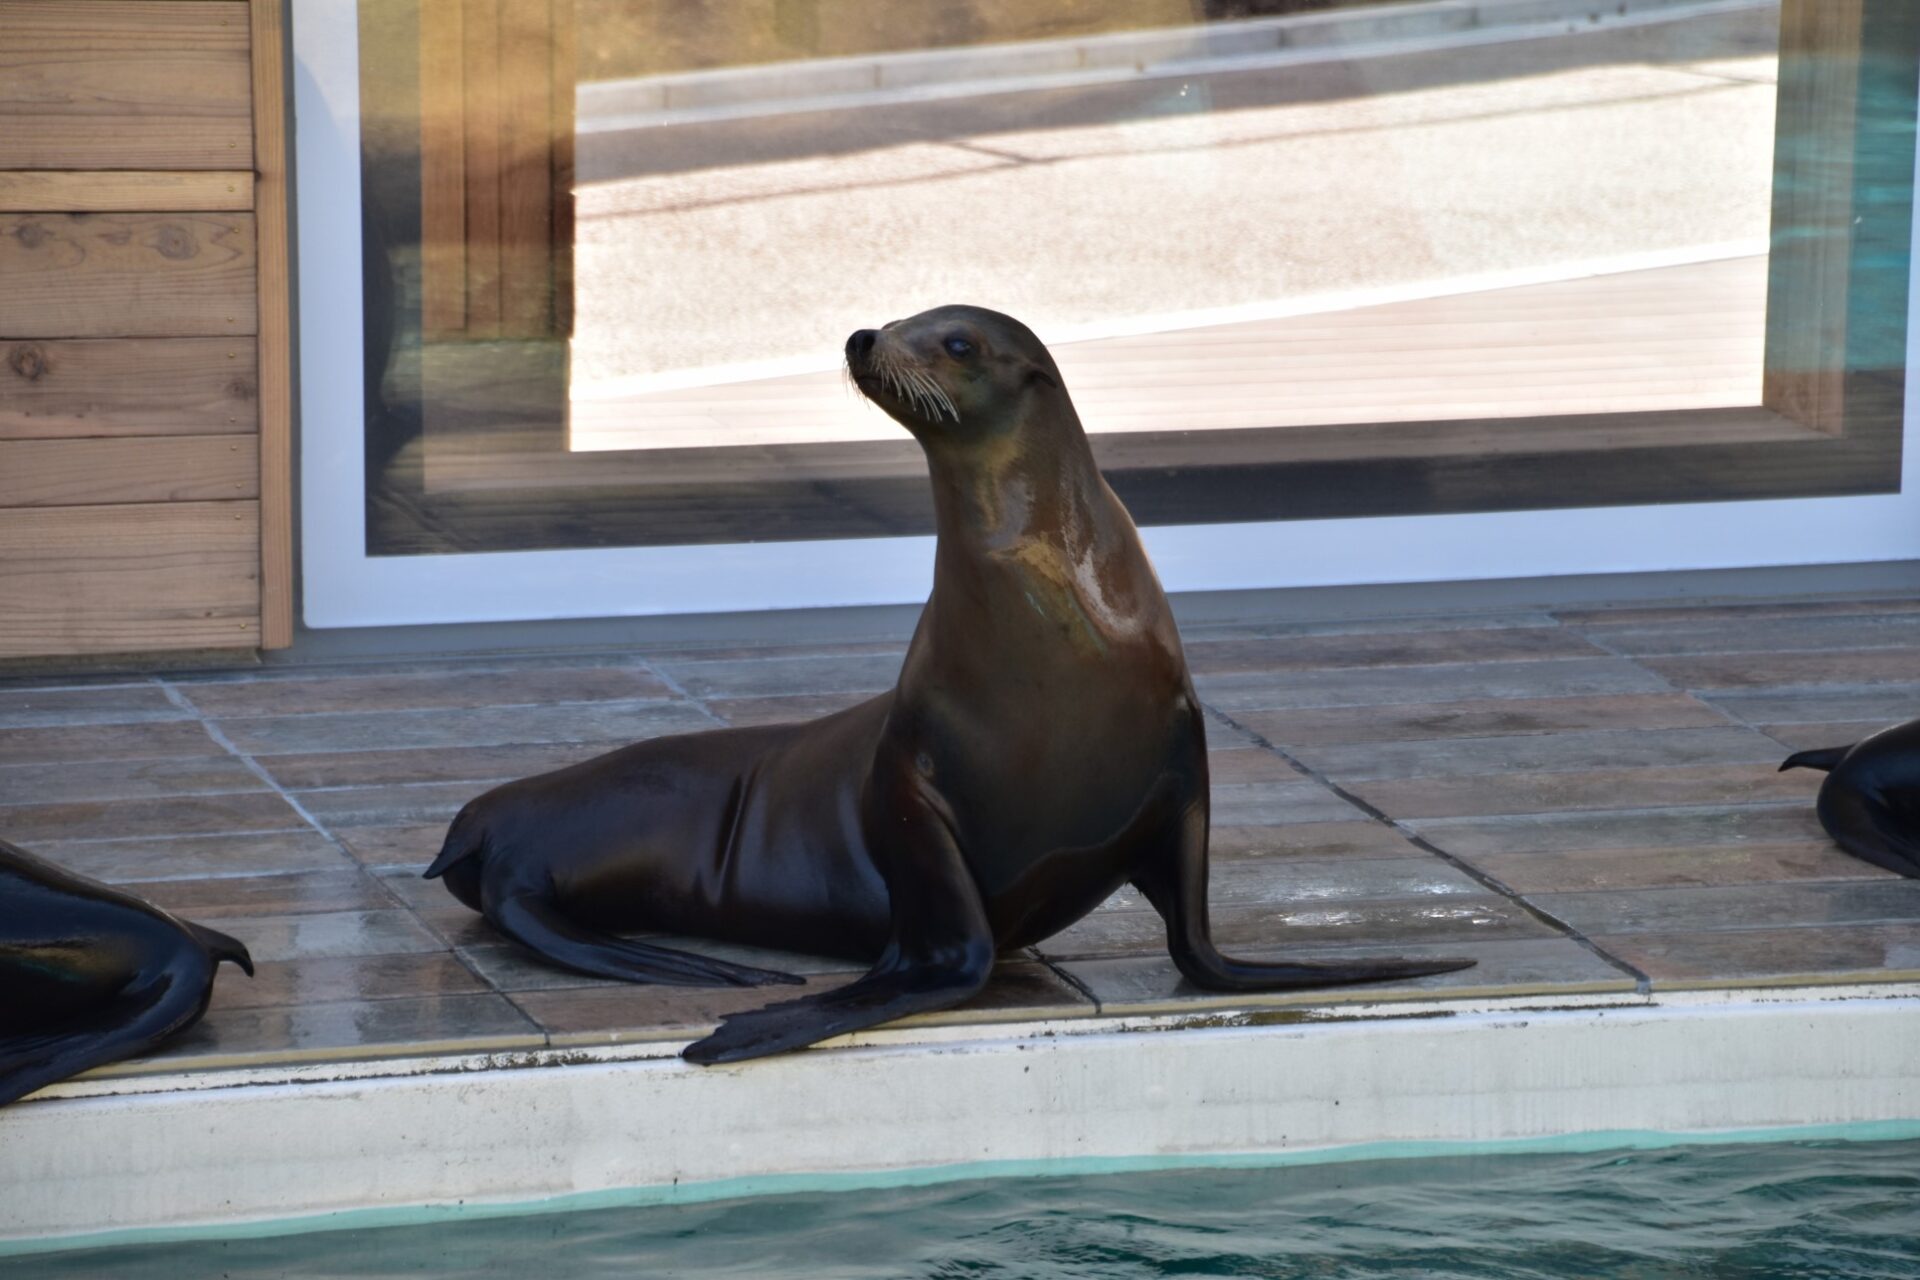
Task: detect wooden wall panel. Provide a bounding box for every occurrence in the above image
[0,171,253,213]
[250,0,293,647]
[0,436,257,506]
[0,502,261,658]
[0,213,257,339]
[0,1,253,170]
[0,337,259,441]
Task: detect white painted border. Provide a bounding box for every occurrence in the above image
[294,2,1920,630]
[2,990,1918,1248]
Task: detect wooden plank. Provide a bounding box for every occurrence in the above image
[0,1,253,170]
[550,0,575,338]
[1764,0,1862,435]
[0,171,252,212]
[419,0,468,336]
[0,337,258,440]
[498,0,554,334]
[251,0,293,648]
[0,501,260,658]
[0,212,256,338]
[462,0,504,337]
[0,435,258,506]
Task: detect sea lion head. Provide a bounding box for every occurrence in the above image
[845,305,1068,448]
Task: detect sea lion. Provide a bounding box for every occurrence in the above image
[1780,717,1920,877]
[427,304,1474,1065]
[0,837,253,1106]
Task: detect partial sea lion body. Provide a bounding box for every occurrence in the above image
[1781,718,1920,877]
[0,837,253,1106]
[429,305,1473,1064]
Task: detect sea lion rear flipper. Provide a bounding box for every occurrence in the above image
[183,921,255,976]
[0,975,207,1108]
[488,894,804,988]
[1780,745,1852,773]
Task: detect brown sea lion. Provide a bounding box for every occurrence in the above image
[1,837,253,1106]
[427,305,1474,1064]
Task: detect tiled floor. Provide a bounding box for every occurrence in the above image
[5,593,1919,1076]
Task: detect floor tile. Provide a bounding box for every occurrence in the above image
[1181,626,1604,675]
[1704,685,1920,726]
[1209,780,1363,825]
[1528,880,1920,937]
[1471,842,1900,894]
[1293,727,1785,783]
[0,755,264,806]
[1102,857,1486,911]
[339,824,449,871]
[1758,722,1890,752]
[30,831,352,882]
[206,908,446,963]
[1407,803,1825,856]
[1591,923,1920,988]
[134,869,394,918]
[0,720,222,766]
[174,666,672,718]
[1569,611,1920,656]
[0,684,189,728]
[1639,649,1920,690]
[1209,821,1422,860]
[1348,762,1810,819]
[458,938,860,993]
[1206,747,1305,784]
[1061,937,1634,1014]
[291,781,483,829]
[255,742,618,790]
[208,951,491,1012]
[0,791,308,843]
[1195,658,1669,711]
[216,701,715,755]
[1553,598,1920,627]
[122,993,543,1072]
[653,652,906,699]
[706,691,878,727]
[1236,693,1729,747]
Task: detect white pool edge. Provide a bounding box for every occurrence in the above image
[3,986,1917,1255]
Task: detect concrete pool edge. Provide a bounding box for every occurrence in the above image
[3,986,1917,1254]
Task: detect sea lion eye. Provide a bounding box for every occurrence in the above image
[944,336,974,359]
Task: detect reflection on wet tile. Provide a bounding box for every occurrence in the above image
[1528,881,1920,937]
[292,782,481,829]
[135,870,393,918]
[1407,804,1824,856]
[707,691,877,727]
[1210,821,1419,861]
[459,937,860,993]
[0,720,222,766]
[1473,843,1901,894]
[1348,763,1809,819]
[1209,781,1360,825]
[1101,857,1484,912]
[126,993,542,1071]
[1183,627,1602,675]
[0,684,189,728]
[1639,648,1920,690]
[1237,694,1730,748]
[31,831,352,882]
[0,755,264,806]
[256,742,615,790]
[210,909,444,963]
[1592,923,1920,988]
[1062,937,1633,1014]
[654,652,906,699]
[208,952,491,1012]
[0,791,307,843]
[1035,893,1554,960]
[337,824,451,870]
[176,667,672,717]
[1292,727,1783,782]
[217,701,715,756]
[1195,658,1666,712]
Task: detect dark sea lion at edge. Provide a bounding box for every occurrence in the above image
[0,837,253,1106]
[1781,717,1920,877]
[427,304,1475,1064]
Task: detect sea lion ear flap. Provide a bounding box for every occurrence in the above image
[1024,362,1060,391]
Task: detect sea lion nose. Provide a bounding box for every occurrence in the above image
[846,329,878,361]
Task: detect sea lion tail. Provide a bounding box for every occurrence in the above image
[185,922,256,977]
[1780,745,1850,773]
[425,806,485,880]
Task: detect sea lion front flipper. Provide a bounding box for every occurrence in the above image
[0,972,206,1107]
[1136,797,1476,992]
[487,894,804,988]
[1819,788,1920,878]
[682,768,995,1065]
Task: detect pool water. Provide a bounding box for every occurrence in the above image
[14,1138,1920,1278]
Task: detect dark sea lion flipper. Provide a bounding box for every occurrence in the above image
[682,770,996,1065]
[183,922,256,977]
[1780,745,1853,773]
[1135,799,1476,992]
[0,974,205,1107]
[487,894,804,988]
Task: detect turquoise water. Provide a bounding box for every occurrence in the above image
[14,1139,1920,1278]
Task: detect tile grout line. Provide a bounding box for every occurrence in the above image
[631,657,732,728]
[1205,704,1654,995]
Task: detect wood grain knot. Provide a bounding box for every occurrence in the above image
[7,344,48,382]
[153,224,198,261]
[226,377,256,402]
[10,221,48,250]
